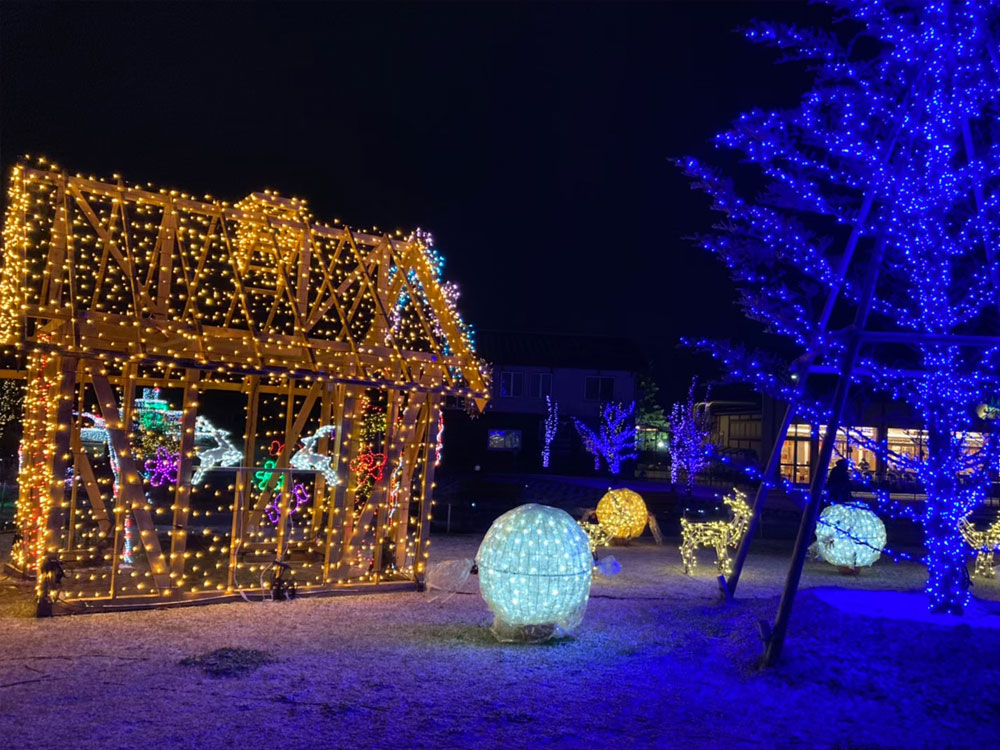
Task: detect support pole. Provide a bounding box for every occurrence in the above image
[724,97,915,599]
[762,238,885,667]
[413,397,442,589]
[169,369,200,583]
[723,400,793,598]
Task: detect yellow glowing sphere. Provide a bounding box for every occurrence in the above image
[596,488,647,540]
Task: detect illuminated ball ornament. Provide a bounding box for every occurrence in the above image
[814,503,886,570]
[596,488,647,540]
[476,504,592,642]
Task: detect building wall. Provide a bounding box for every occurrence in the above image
[488,364,636,418]
[439,364,638,476]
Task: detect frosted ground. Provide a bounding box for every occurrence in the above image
[0,535,998,750]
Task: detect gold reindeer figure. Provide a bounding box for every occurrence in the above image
[959,514,1000,579]
[680,489,751,576]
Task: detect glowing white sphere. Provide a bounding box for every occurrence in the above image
[815,503,886,569]
[477,504,592,632]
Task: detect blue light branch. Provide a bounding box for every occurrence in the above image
[683,0,1000,612]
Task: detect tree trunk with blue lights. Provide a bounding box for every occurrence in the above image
[924,422,969,615]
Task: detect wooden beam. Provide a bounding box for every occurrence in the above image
[338,392,426,579]
[310,381,335,537]
[324,391,359,582]
[10,165,489,404]
[43,356,78,561]
[73,449,113,537]
[371,389,403,578]
[246,380,322,529]
[169,369,200,581]
[410,397,442,585]
[91,372,171,592]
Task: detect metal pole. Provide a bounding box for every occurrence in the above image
[762,238,885,667]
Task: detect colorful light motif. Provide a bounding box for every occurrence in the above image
[289,425,339,484]
[120,516,135,569]
[265,483,309,525]
[350,445,387,483]
[144,446,180,487]
[254,440,287,491]
[387,460,403,520]
[255,460,285,492]
[191,417,242,484]
[434,412,444,468]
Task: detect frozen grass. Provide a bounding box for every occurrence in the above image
[179,647,277,677]
[0,534,997,749]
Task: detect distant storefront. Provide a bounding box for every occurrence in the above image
[711,396,990,487]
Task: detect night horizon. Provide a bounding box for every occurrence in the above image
[0,1,833,399]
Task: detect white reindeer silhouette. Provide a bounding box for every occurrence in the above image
[192,417,242,484]
[289,425,340,485]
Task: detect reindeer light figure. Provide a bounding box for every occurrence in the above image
[289,425,340,485]
[680,489,751,576]
[191,417,242,484]
[959,514,1000,580]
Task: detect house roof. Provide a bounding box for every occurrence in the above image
[475,330,645,372]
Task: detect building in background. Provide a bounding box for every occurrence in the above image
[707,393,977,492]
[442,331,642,475]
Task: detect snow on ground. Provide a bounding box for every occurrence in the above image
[0,534,998,750]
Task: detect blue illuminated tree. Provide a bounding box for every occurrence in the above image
[668,378,712,495]
[682,1,1000,614]
[573,402,637,476]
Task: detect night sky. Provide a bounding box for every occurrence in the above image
[0,1,829,400]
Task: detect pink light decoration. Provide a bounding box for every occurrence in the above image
[265,482,309,525]
[144,446,179,487]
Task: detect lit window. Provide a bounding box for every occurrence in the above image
[488,429,522,451]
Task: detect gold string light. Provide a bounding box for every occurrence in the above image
[679,489,751,577]
[1,158,488,610]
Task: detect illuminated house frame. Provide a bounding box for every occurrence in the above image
[0,161,488,614]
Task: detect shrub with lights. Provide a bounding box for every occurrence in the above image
[668,378,712,494]
[476,504,592,642]
[573,401,637,475]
